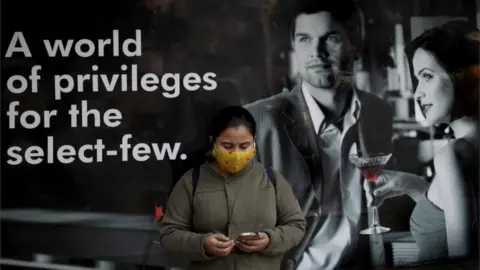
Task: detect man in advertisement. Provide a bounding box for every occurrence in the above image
[245,0,393,269]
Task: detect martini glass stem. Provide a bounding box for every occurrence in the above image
[369,186,381,227]
[371,205,380,227]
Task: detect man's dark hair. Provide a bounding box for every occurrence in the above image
[290,0,359,39]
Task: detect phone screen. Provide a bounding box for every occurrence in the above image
[238,232,261,241]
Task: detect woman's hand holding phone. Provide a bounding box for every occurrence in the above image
[236,232,270,252]
[204,233,235,257]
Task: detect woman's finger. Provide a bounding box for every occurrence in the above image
[212,243,234,255]
[372,190,404,207]
[382,191,403,200]
[213,247,230,256]
[373,197,384,207]
[365,189,373,206]
[242,239,261,246]
[216,240,233,248]
[236,242,254,252]
[363,180,370,191]
[373,180,395,197]
[216,244,233,252]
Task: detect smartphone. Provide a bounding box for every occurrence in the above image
[237,232,261,241]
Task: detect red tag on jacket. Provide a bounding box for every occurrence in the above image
[155,205,164,222]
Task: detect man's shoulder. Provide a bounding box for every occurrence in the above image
[357,90,391,113]
[244,91,292,120]
[357,90,388,105]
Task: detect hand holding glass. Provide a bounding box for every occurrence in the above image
[349,152,392,235]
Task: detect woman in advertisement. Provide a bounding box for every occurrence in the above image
[368,20,479,263]
[158,106,306,270]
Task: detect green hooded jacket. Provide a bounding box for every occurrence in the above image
[158,162,306,270]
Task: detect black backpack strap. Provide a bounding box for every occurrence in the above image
[192,166,200,196]
[264,165,277,190]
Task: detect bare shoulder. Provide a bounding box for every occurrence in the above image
[434,139,477,168]
[434,142,457,164]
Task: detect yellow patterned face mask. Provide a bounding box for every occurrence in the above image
[212,145,256,174]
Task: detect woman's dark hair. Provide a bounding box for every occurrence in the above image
[210,106,256,141]
[405,20,480,120]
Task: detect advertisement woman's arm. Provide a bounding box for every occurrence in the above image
[435,146,471,258]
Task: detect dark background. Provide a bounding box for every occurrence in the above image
[1,0,287,214]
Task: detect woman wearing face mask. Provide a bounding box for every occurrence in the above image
[158,106,306,270]
[365,20,479,263]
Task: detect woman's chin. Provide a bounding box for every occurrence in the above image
[422,113,450,127]
[422,118,439,127]
[420,116,434,127]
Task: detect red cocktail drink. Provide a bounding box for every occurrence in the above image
[360,165,386,182]
[349,152,392,235]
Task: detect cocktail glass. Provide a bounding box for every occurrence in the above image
[349,152,392,235]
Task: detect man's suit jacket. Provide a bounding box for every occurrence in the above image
[244,85,393,267]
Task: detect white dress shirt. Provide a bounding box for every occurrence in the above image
[297,82,360,270]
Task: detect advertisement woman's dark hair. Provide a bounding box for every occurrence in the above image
[405,20,480,121]
[210,106,257,141]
